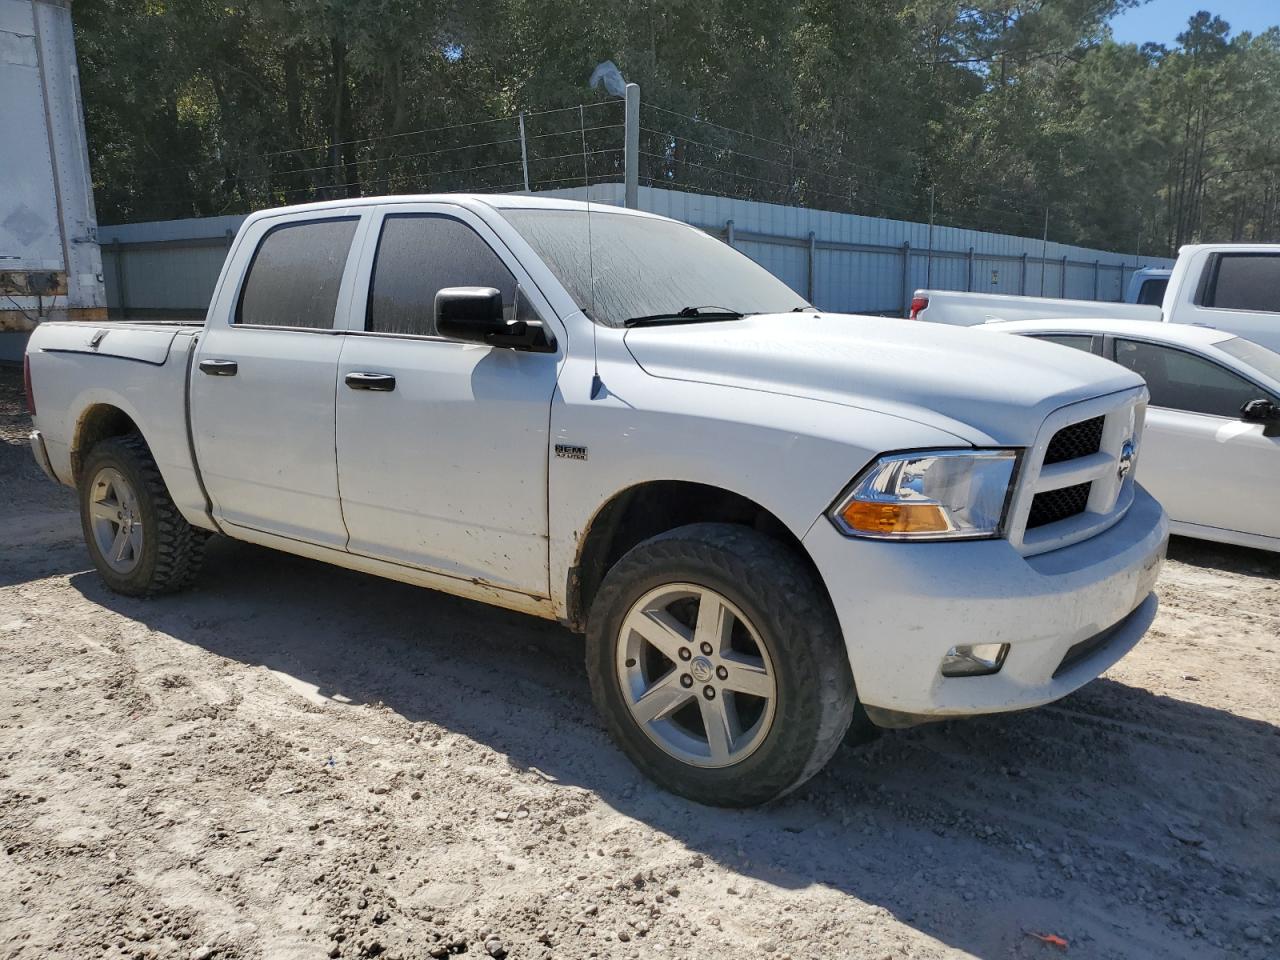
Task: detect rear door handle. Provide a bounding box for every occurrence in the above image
[345,372,396,392]
[199,359,238,376]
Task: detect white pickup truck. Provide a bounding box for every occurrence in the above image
[24,195,1168,806]
[912,243,1280,354]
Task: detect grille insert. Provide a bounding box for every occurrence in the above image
[1027,482,1091,529]
[1044,416,1105,465]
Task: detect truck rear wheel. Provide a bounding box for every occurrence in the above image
[586,523,855,806]
[79,435,206,597]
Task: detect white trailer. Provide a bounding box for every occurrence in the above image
[1,0,105,360]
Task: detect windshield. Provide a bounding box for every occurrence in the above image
[1217,337,1280,389]
[500,208,810,327]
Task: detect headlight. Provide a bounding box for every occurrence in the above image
[829,449,1018,540]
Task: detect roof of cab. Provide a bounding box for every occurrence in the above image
[240,192,671,224]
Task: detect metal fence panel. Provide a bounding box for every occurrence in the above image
[99,215,244,317]
[97,186,1173,319]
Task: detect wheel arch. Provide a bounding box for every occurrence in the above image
[565,479,832,632]
[70,402,144,483]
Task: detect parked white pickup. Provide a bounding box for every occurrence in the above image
[24,195,1167,805]
[912,244,1280,354]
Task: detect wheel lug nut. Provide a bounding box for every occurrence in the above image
[680,674,693,688]
[699,642,713,656]
[703,685,716,700]
[716,665,728,680]
[678,647,692,661]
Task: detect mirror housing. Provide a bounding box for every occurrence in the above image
[1241,398,1280,436]
[1241,398,1280,423]
[435,286,553,352]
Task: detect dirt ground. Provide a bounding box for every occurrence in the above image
[1,363,1277,960]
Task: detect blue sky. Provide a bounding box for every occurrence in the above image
[1109,0,1279,46]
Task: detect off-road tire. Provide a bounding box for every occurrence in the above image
[78,434,207,596]
[586,522,855,806]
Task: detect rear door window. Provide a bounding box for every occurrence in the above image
[366,214,534,337]
[1114,338,1264,418]
[1200,253,1280,313]
[237,218,358,329]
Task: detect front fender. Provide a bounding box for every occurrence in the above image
[546,349,970,620]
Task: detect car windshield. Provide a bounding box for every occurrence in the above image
[1217,337,1280,388]
[500,208,810,328]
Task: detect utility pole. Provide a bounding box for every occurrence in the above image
[1134,205,1143,265]
[518,111,530,193]
[1040,206,1049,296]
[624,83,640,209]
[926,185,936,288]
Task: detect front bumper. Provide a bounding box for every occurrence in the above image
[802,484,1168,723]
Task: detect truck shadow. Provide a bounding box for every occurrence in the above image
[1167,534,1280,578]
[67,534,1279,960]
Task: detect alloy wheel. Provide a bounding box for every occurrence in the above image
[88,466,144,574]
[615,583,777,768]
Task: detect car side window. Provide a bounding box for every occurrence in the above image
[1200,253,1280,313]
[1135,279,1167,306]
[1114,338,1263,418]
[1030,333,1095,353]
[366,214,536,337]
[236,218,358,328]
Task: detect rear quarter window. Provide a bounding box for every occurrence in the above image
[236,218,359,328]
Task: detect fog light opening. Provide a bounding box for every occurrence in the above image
[941,643,1009,678]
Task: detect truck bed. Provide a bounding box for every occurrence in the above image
[30,319,201,365]
[913,289,1162,327]
[25,320,207,525]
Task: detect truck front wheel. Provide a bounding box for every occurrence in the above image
[78,435,206,597]
[586,523,855,806]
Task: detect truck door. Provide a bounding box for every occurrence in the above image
[333,204,562,598]
[190,210,368,547]
[1112,337,1280,540]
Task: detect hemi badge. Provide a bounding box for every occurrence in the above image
[555,444,588,461]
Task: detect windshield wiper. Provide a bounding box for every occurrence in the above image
[623,305,745,327]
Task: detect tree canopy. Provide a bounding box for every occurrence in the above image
[74,1,1280,254]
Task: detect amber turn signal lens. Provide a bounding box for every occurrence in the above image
[838,501,950,535]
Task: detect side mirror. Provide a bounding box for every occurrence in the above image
[1241,398,1280,436]
[1241,398,1279,422]
[435,286,553,352]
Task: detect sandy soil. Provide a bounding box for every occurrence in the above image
[1,363,1277,960]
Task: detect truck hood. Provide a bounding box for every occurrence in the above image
[623,313,1144,446]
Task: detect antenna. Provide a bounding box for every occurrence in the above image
[581,104,603,400]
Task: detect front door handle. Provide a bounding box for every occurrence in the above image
[199,359,238,376]
[345,372,396,392]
